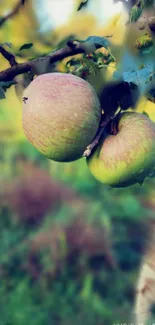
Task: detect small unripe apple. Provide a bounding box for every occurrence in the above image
[87,112,155,187]
[22,73,101,162]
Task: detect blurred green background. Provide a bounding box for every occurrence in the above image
[0,1,155,324]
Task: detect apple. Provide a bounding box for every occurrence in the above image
[22,73,101,162]
[87,112,155,187]
[136,96,155,122]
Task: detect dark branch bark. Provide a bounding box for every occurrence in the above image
[0,0,26,28]
[0,45,85,81]
[0,46,17,66]
[0,63,31,81]
[49,45,85,63]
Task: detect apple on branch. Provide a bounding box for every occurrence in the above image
[87,112,155,187]
[22,72,101,162]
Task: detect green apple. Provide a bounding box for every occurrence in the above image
[87,112,155,187]
[22,72,101,162]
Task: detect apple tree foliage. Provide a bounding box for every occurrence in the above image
[1,0,155,188]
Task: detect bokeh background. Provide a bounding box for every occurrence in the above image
[0,0,155,324]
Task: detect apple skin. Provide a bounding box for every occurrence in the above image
[136,96,155,122]
[22,73,101,162]
[87,112,155,188]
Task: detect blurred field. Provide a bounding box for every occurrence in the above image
[2,135,155,325]
[1,1,155,324]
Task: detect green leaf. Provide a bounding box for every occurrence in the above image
[80,36,115,60]
[0,81,16,91]
[129,1,144,22]
[19,43,33,51]
[32,57,52,75]
[113,51,155,95]
[144,0,154,7]
[0,81,16,100]
[77,0,89,11]
[0,42,12,48]
[84,36,110,50]
[0,85,6,100]
[82,57,98,76]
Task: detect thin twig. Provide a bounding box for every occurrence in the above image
[0,0,26,28]
[0,45,17,66]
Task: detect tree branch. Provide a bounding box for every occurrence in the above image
[0,45,17,66]
[0,44,86,81]
[0,35,115,82]
[0,0,26,28]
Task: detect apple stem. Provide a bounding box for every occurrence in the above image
[83,115,112,157]
[83,110,121,157]
[110,116,119,135]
